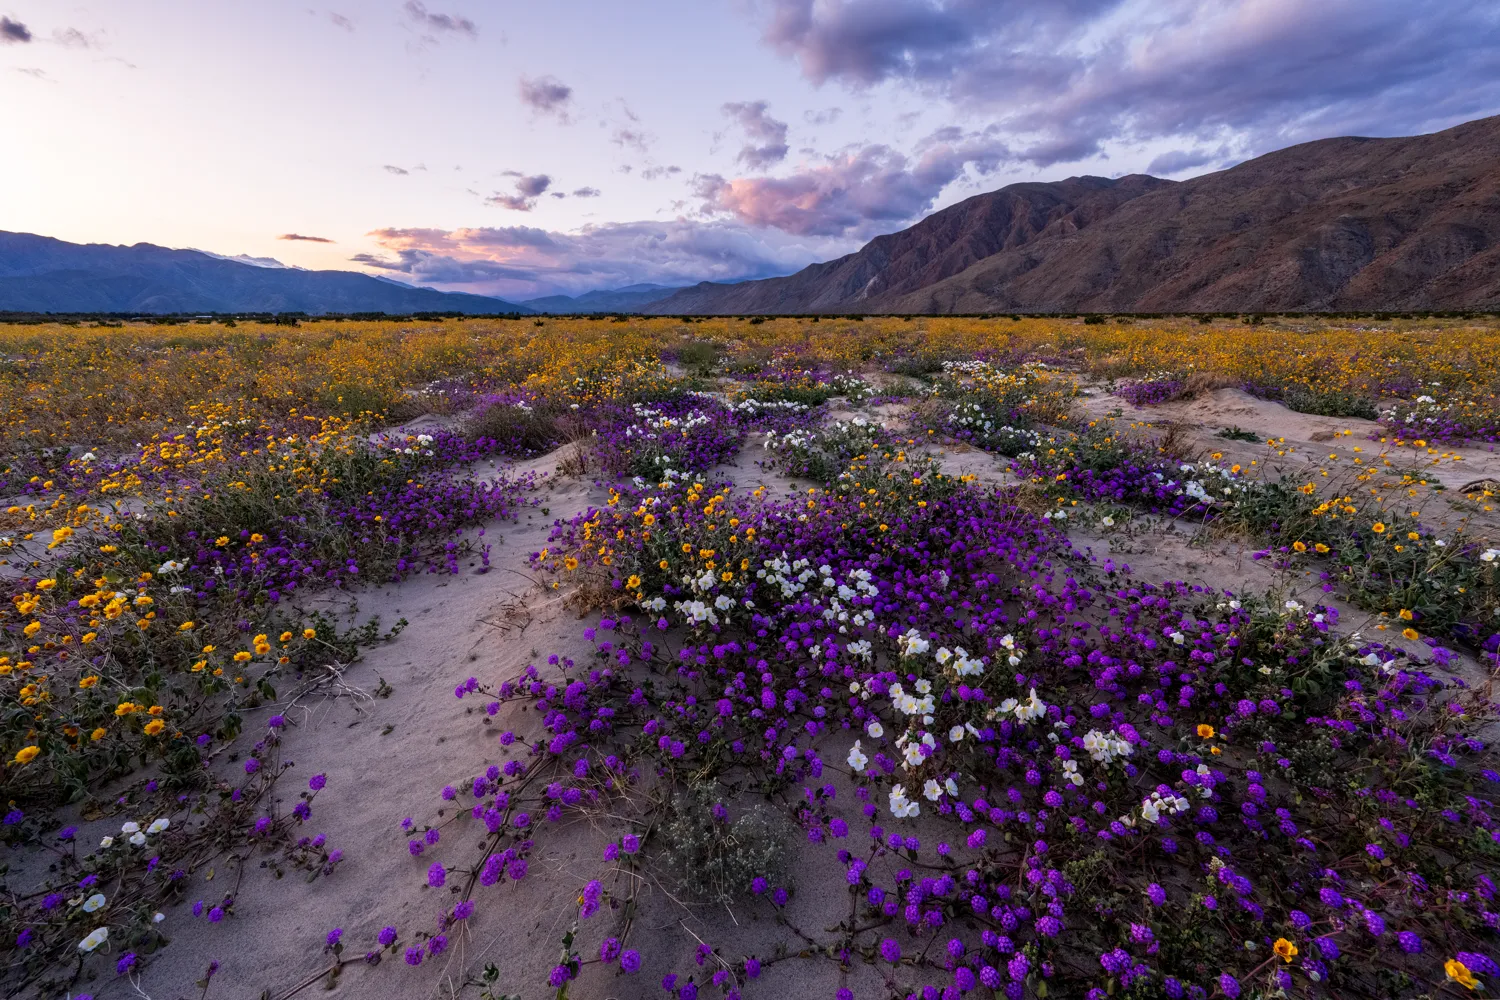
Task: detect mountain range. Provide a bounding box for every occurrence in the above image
[6,115,1500,316]
[521,284,684,313]
[0,233,531,315]
[649,114,1500,314]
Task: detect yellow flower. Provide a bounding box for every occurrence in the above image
[115,702,136,716]
[79,675,99,688]
[202,644,216,653]
[1398,609,1413,620]
[254,642,271,655]
[1273,938,1298,963]
[23,621,41,637]
[81,632,96,643]
[35,579,56,590]
[1196,724,1215,739]
[1372,522,1386,533]
[302,628,316,640]
[626,575,641,589]
[179,621,195,631]
[642,513,655,526]
[563,556,579,571]
[233,651,252,662]
[279,631,294,643]
[191,660,207,672]
[659,559,670,570]
[1292,541,1306,553]
[90,727,106,741]
[143,719,166,736]
[1446,959,1479,990]
[1402,627,1420,641]
[1314,542,1330,554]
[11,745,40,765]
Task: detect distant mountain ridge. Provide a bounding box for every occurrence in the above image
[649,114,1500,314]
[522,283,684,313]
[0,233,531,314]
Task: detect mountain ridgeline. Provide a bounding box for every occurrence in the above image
[650,115,1500,314]
[0,233,531,315]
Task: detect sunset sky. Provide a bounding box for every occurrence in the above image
[5,1,1499,301]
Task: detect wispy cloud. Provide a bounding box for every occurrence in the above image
[722,101,790,169]
[572,187,601,198]
[52,27,96,48]
[328,12,355,31]
[279,233,336,243]
[383,165,410,175]
[403,1,477,38]
[519,75,573,122]
[487,174,552,211]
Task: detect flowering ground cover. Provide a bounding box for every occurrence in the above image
[2,314,1499,999]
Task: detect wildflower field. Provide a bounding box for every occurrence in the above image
[3,313,1500,1000]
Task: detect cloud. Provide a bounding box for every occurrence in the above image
[328,12,355,31]
[279,233,336,243]
[383,165,410,175]
[804,107,843,126]
[612,128,653,153]
[753,0,1500,164]
[722,101,790,169]
[572,187,601,198]
[1145,147,1222,176]
[519,75,573,121]
[1,16,31,42]
[640,165,682,181]
[695,130,1009,237]
[514,174,551,197]
[487,174,552,211]
[52,27,95,48]
[15,66,48,79]
[358,220,855,297]
[403,1,476,38]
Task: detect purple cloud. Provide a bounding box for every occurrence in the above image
[755,0,1500,164]
[722,101,790,169]
[1,16,31,43]
[572,187,601,197]
[279,233,335,243]
[328,12,355,31]
[1146,147,1223,176]
[487,174,552,211]
[519,75,573,121]
[361,221,852,297]
[404,1,476,38]
[696,130,1008,237]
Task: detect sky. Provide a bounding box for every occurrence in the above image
[4,1,1499,302]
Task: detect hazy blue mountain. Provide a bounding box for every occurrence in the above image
[0,232,531,314]
[522,283,684,313]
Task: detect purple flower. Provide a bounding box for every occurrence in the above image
[1218,973,1240,999]
[309,773,327,791]
[404,946,423,966]
[621,949,642,973]
[1397,931,1422,953]
[427,863,446,888]
[116,952,137,976]
[379,926,398,947]
[325,928,342,949]
[880,938,901,964]
[744,957,760,978]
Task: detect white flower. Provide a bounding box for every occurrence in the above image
[923,779,943,801]
[888,784,920,819]
[903,742,926,767]
[1483,549,1500,563]
[949,725,965,742]
[158,559,184,574]
[944,776,959,797]
[81,893,106,912]
[121,821,140,835]
[129,832,146,846]
[1169,631,1185,645]
[78,927,109,952]
[153,912,166,923]
[866,720,884,738]
[847,741,868,773]
[99,836,114,848]
[1100,516,1115,527]
[147,817,169,834]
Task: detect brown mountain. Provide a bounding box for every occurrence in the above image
[651,115,1500,314]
